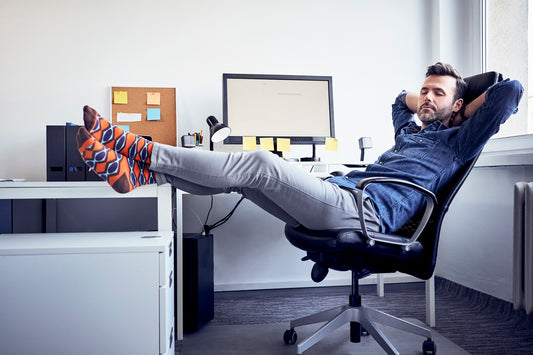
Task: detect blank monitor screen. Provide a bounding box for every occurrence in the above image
[222,74,335,145]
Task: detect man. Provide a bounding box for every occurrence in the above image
[77,63,523,234]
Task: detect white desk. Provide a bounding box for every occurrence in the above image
[0,181,184,342]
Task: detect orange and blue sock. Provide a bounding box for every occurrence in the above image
[77,127,156,194]
[83,105,153,164]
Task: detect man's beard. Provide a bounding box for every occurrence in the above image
[417,103,454,126]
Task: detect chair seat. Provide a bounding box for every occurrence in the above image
[285,224,423,258]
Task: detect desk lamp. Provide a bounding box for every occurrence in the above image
[206,116,231,151]
[203,116,241,235]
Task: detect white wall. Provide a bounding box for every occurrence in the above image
[437,137,533,302]
[176,0,434,290]
[0,0,183,180]
[173,0,483,290]
[1,0,438,181]
[435,0,530,303]
[5,0,515,293]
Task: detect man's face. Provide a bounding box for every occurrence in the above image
[417,75,462,128]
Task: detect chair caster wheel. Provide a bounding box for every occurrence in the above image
[311,263,329,282]
[283,329,297,345]
[423,339,436,354]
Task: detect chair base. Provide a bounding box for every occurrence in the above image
[285,304,433,355]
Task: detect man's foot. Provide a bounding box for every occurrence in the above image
[83,105,153,164]
[77,127,156,194]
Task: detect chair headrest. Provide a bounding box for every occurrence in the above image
[463,71,503,105]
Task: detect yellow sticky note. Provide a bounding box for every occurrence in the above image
[114,91,128,104]
[277,138,290,152]
[147,92,160,105]
[260,137,275,151]
[243,136,257,150]
[325,137,338,151]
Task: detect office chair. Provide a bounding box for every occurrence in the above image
[282,71,502,355]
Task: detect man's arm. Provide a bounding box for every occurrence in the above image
[464,92,486,119]
[404,92,418,113]
[454,79,523,161]
[392,91,419,136]
[449,92,486,127]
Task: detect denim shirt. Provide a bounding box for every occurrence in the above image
[327,79,523,233]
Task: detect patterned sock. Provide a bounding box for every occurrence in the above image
[77,127,156,194]
[83,105,153,164]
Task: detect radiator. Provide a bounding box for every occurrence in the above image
[513,182,533,314]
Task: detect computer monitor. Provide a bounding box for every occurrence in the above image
[222,73,335,159]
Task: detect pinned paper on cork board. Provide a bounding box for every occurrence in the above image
[111,87,176,146]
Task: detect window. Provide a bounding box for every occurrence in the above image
[485,0,529,137]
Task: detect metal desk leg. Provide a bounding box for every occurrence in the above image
[425,275,435,327]
[376,274,385,297]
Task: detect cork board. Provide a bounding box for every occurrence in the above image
[111,87,177,146]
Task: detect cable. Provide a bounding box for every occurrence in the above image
[184,205,207,231]
[203,195,245,235]
[203,195,215,232]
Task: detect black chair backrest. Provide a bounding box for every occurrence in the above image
[463,71,503,105]
[396,154,480,279]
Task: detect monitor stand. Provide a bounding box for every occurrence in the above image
[300,144,320,162]
[269,140,284,158]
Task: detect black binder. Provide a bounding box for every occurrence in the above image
[46,125,102,181]
[46,126,66,181]
[65,125,85,181]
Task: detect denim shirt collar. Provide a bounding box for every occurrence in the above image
[402,121,449,135]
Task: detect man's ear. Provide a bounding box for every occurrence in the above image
[453,98,464,113]
[449,99,467,127]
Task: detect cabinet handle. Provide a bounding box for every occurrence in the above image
[169,326,174,349]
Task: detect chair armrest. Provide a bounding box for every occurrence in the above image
[354,177,437,251]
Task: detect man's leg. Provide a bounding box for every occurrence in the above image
[156,172,302,227]
[81,106,380,231]
[151,144,380,231]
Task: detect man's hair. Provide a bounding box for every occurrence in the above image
[426,62,467,101]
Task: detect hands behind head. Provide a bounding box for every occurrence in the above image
[449,106,467,127]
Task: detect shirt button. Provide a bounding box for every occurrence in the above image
[394,150,398,153]
[379,161,383,164]
[419,139,423,143]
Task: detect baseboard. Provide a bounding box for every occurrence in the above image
[214,272,422,292]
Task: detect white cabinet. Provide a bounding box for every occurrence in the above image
[0,231,174,355]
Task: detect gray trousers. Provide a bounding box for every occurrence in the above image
[150,144,380,231]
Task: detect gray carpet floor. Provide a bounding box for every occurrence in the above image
[181,320,466,354]
[178,277,533,354]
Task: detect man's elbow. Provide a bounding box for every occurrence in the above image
[487,79,524,114]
